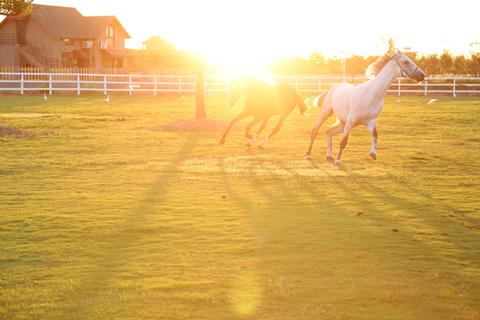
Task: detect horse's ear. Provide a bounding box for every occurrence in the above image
[386,38,396,57]
[388,38,395,50]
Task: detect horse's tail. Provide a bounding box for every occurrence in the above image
[304,92,327,110]
[296,92,307,115]
[313,92,327,108]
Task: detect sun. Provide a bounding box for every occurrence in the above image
[204,46,278,78]
[132,1,313,74]
[195,20,288,75]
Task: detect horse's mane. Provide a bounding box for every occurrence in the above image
[365,54,394,79]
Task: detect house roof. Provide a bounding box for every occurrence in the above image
[31,4,85,38]
[142,35,175,51]
[28,4,130,39]
[84,16,130,39]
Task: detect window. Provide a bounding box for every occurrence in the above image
[64,38,74,46]
[106,25,114,38]
[105,25,115,48]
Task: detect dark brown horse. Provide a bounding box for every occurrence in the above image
[219,79,306,147]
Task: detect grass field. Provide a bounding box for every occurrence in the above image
[0,94,479,319]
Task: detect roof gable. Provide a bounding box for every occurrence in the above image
[84,16,130,39]
[143,36,175,51]
[28,4,130,39]
[30,4,85,38]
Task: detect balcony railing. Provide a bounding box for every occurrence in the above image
[0,33,18,45]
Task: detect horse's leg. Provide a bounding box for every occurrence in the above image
[326,120,345,162]
[334,120,354,165]
[244,117,261,147]
[256,118,269,137]
[305,107,333,160]
[219,111,249,145]
[258,113,288,148]
[249,117,269,147]
[369,123,378,160]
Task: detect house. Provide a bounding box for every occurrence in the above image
[135,35,195,70]
[142,35,175,53]
[140,35,178,68]
[0,4,130,68]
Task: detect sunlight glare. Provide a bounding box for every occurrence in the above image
[228,275,261,316]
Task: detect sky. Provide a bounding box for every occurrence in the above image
[6,0,480,67]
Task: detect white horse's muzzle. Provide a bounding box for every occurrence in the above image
[412,67,426,82]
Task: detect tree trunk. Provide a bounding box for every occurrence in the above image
[195,62,206,119]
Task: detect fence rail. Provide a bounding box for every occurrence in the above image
[1,71,480,96]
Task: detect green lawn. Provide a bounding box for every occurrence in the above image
[0,94,479,319]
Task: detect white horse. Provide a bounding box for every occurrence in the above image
[305,51,426,164]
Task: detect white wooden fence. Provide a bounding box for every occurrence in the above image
[1,72,480,96]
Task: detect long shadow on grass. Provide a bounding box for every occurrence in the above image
[337,164,480,307]
[305,160,480,294]
[277,159,470,268]
[244,159,457,317]
[64,134,199,318]
[274,160,422,248]
[217,155,359,317]
[218,156,358,318]
[278,158,478,261]
[281,160,480,314]
[215,159,268,319]
[387,171,480,227]
[246,161,343,216]
[342,164,477,233]
[337,166,480,269]
[310,161,469,247]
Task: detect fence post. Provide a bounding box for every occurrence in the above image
[77,74,80,95]
[129,75,132,96]
[20,73,24,95]
[295,79,299,91]
[453,79,456,97]
[397,79,401,96]
[178,76,182,95]
[103,75,107,95]
[317,78,322,93]
[424,80,428,96]
[154,76,157,96]
[49,74,53,95]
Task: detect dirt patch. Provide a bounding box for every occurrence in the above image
[0,126,50,138]
[158,118,240,132]
[0,126,27,138]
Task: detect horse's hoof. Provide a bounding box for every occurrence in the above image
[369,152,377,160]
[305,154,313,160]
[257,144,265,149]
[326,155,335,162]
[334,159,341,166]
[219,138,226,145]
[244,141,252,147]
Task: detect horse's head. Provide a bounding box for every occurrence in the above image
[393,53,426,82]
